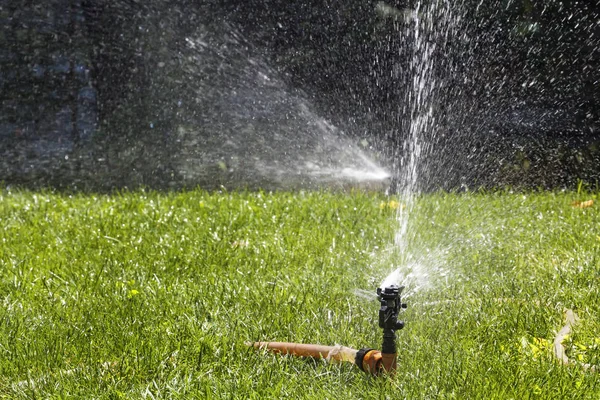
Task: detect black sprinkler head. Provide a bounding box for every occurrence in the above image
[377,284,407,355]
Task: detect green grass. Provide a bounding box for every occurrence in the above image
[0,188,599,398]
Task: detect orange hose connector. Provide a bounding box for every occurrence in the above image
[359,349,383,374]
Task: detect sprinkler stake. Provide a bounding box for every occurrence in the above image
[248,285,406,376]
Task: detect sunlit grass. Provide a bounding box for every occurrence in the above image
[0,188,599,398]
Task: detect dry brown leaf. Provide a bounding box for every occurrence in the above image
[571,199,594,209]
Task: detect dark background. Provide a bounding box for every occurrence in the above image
[1,0,599,191]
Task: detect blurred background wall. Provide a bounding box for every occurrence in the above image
[1,0,598,190]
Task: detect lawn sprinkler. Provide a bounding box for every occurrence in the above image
[248,284,407,376]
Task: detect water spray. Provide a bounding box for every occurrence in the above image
[248,284,407,376]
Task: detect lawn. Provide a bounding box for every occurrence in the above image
[0,188,599,398]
